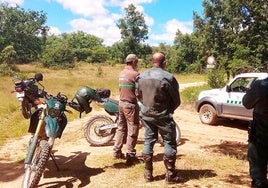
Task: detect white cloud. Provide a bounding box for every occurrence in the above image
[109,0,152,7]
[51,0,154,46]
[45,0,123,45]
[54,0,108,17]
[69,18,121,46]
[150,19,193,44]
[1,0,23,6]
[48,26,61,36]
[144,15,154,27]
[166,19,193,34]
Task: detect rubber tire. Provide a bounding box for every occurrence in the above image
[21,99,32,119]
[158,121,181,146]
[22,140,51,188]
[84,115,116,146]
[199,104,218,125]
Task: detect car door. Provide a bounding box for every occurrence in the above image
[221,77,256,118]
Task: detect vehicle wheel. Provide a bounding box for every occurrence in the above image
[84,115,116,146]
[22,140,51,188]
[158,121,181,146]
[21,99,32,119]
[199,104,218,125]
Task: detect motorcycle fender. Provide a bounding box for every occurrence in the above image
[45,116,60,138]
[28,108,42,133]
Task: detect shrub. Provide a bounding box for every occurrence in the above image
[41,41,75,69]
[207,69,227,88]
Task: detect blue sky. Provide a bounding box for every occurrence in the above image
[2,0,204,46]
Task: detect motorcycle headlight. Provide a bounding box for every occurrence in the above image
[48,108,61,118]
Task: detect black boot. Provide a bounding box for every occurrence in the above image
[142,153,154,182]
[163,154,182,184]
[126,153,142,166]
[251,181,268,188]
[113,150,125,160]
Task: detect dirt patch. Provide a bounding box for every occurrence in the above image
[0,103,250,188]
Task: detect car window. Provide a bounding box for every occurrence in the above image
[230,77,257,92]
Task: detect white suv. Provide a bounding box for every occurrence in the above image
[195,72,268,125]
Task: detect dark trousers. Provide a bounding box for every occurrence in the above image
[141,114,177,155]
[248,142,268,186]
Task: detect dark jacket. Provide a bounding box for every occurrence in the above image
[243,77,268,119]
[242,77,268,144]
[135,67,181,117]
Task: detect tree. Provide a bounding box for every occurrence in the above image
[40,36,74,68]
[117,4,148,43]
[172,30,200,73]
[63,31,104,62]
[0,4,48,63]
[116,4,151,62]
[88,46,109,63]
[40,32,108,67]
[193,0,268,76]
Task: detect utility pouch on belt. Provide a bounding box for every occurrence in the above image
[248,120,256,142]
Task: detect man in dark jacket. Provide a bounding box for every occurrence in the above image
[135,52,181,184]
[242,64,268,188]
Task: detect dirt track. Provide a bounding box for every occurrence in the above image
[0,81,251,187]
[0,101,250,188]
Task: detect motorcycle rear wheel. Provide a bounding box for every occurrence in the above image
[21,99,32,119]
[22,140,51,188]
[84,115,116,146]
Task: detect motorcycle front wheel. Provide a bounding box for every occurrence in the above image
[84,115,116,146]
[22,140,51,188]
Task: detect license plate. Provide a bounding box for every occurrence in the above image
[16,91,25,101]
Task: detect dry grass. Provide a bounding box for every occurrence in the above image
[0,63,206,146]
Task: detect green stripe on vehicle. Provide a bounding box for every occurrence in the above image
[226,100,242,104]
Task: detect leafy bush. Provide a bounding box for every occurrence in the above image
[207,69,227,88]
[1,45,17,64]
[40,40,75,69]
[0,63,16,76]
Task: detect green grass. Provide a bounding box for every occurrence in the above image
[181,84,211,103]
[0,62,207,146]
[176,73,207,83]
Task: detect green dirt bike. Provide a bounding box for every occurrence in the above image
[21,87,82,188]
[74,86,181,146]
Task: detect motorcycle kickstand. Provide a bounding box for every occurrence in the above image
[50,152,60,171]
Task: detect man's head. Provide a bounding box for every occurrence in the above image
[125,53,138,69]
[152,52,166,69]
[125,54,138,64]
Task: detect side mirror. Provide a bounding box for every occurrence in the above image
[34,72,43,82]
